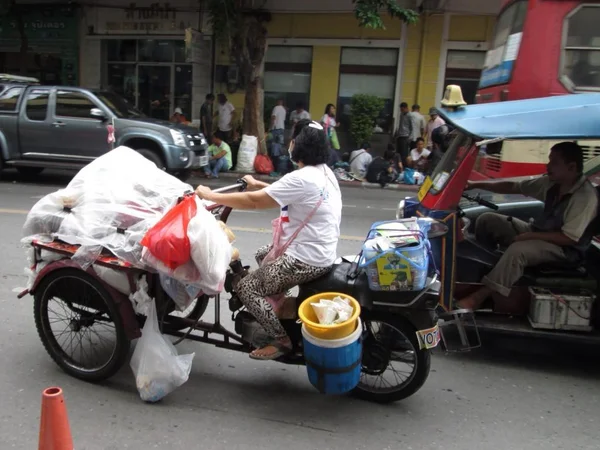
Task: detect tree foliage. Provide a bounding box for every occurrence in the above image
[352,0,419,29]
[349,94,385,146]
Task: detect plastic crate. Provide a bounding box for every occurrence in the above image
[359,219,430,292]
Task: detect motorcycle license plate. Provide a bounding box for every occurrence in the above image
[415,324,440,350]
[417,176,433,202]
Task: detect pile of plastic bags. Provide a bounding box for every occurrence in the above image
[311,296,354,325]
[22,147,235,301]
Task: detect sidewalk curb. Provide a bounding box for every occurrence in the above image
[191,170,420,192]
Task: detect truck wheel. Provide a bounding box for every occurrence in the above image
[17,167,45,177]
[351,312,431,403]
[136,149,165,170]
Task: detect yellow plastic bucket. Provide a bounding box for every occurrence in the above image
[298,293,361,340]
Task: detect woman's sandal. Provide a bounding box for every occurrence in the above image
[249,340,292,361]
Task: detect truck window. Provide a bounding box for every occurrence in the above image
[25,90,50,121]
[0,87,24,111]
[56,90,96,119]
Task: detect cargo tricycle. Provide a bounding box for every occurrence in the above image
[19,182,448,404]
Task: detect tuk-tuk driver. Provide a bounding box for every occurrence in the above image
[457,142,599,310]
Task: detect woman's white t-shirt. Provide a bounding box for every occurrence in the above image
[264,165,342,267]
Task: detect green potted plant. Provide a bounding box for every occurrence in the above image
[349,94,385,147]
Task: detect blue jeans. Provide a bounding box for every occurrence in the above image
[204,157,228,178]
[270,128,284,158]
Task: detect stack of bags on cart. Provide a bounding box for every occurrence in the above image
[21,146,236,310]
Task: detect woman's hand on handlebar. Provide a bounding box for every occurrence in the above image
[195,185,213,201]
[242,175,269,191]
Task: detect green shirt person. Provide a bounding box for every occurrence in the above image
[204,134,232,178]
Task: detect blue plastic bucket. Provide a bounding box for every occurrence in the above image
[302,318,363,395]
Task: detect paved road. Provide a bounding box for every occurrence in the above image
[0,170,599,450]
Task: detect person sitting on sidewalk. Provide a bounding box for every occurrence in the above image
[349,142,373,180]
[205,133,232,179]
[365,149,396,187]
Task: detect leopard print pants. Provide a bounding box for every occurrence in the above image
[236,245,332,339]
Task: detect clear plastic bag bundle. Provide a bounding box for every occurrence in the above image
[129,300,194,402]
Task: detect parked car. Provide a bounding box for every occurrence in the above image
[0,75,208,181]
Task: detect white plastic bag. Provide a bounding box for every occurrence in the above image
[130,301,195,403]
[235,135,257,172]
[188,204,232,295]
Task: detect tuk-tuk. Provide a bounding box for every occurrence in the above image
[398,88,600,350]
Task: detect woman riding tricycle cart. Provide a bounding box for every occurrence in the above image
[398,87,600,349]
[19,119,445,404]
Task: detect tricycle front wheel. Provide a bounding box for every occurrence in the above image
[352,312,431,403]
[33,268,130,382]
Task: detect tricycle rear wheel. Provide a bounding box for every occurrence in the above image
[351,312,431,403]
[33,268,130,382]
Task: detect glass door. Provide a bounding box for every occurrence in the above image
[138,65,171,121]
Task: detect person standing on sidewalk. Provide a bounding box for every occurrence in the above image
[270,99,287,157]
[200,93,214,141]
[408,104,426,149]
[216,93,236,144]
[290,102,310,132]
[425,107,445,150]
[394,102,412,166]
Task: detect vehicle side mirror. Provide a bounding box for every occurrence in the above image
[428,221,449,239]
[90,108,107,121]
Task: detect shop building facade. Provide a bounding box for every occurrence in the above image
[213,0,499,144]
[78,0,212,123]
[0,3,79,85]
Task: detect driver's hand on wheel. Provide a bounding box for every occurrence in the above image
[195,185,213,201]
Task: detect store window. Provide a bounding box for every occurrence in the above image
[337,47,398,134]
[103,39,192,120]
[562,5,600,90]
[264,46,312,127]
[444,50,486,104]
[0,87,24,111]
[25,90,50,121]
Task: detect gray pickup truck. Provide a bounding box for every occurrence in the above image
[0,78,208,181]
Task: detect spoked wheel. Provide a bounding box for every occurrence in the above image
[33,269,130,382]
[352,313,431,403]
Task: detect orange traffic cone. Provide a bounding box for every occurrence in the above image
[38,387,74,450]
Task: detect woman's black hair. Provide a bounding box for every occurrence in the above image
[291,119,330,166]
[324,103,335,116]
[384,149,395,161]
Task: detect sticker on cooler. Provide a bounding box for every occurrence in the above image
[416,324,440,350]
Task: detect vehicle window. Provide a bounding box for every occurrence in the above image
[562,5,600,90]
[428,133,472,195]
[55,91,96,119]
[94,91,145,119]
[0,87,24,111]
[25,90,50,121]
[479,0,528,89]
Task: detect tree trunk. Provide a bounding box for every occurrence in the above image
[242,53,266,154]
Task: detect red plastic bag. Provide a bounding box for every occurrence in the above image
[140,196,197,270]
[254,154,274,174]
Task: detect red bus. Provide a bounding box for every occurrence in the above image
[474,0,600,179]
